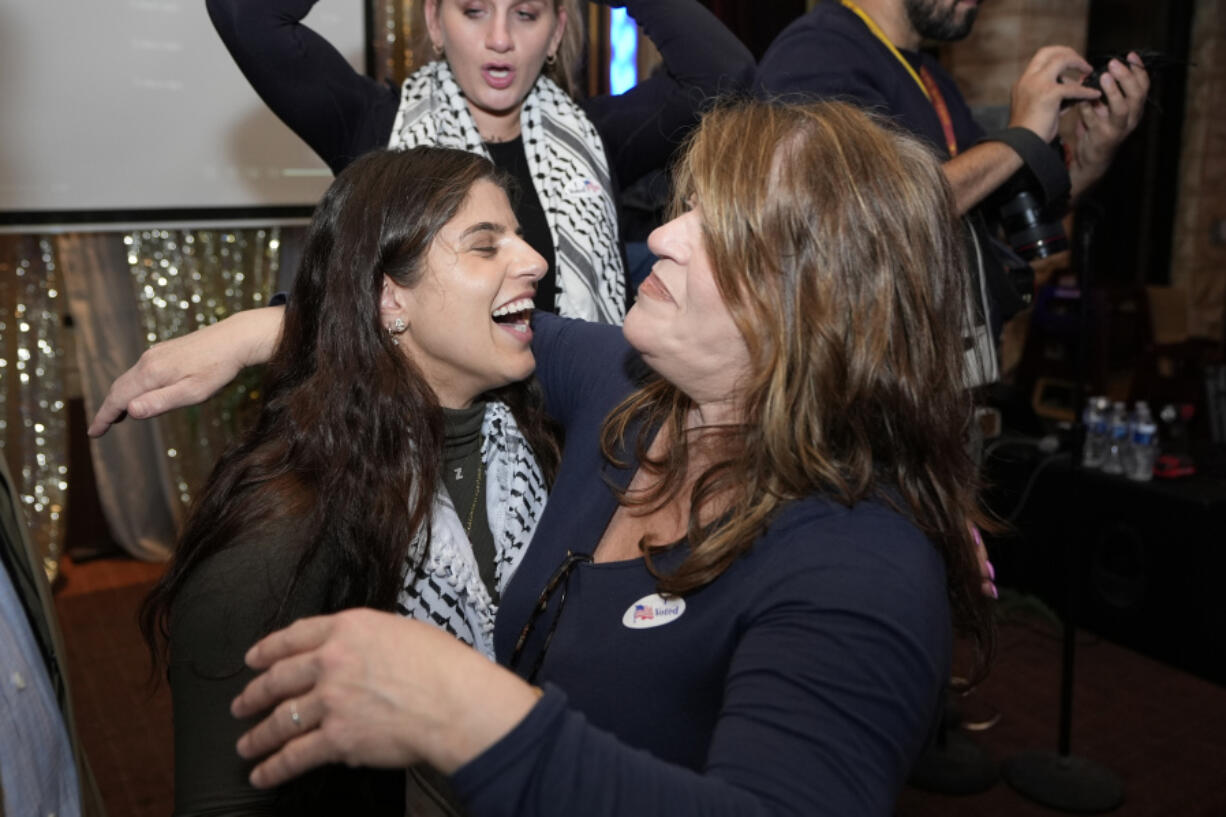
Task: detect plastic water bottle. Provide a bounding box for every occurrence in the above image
[1101,401,1129,474]
[1128,402,1158,482]
[1082,396,1109,469]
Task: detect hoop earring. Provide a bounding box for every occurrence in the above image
[387,317,408,345]
[545,52,556,67]
[432,41,444,59]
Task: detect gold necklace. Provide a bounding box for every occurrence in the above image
[464,462,484,536]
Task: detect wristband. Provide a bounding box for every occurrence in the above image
[980,127,1071,206]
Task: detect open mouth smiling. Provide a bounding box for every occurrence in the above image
[492,297,534,337]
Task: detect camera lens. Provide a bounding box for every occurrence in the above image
[1000,190,1068,260]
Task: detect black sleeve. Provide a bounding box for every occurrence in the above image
[582,0,755,188]
[529,311,637,431]
[206,0,401,174]
[167,523,403,816]
[168,527,311,815]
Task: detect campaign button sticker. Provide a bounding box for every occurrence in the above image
[564,177,604,197]
[622,593,686,629]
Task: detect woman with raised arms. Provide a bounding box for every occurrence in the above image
[207,0,755,323]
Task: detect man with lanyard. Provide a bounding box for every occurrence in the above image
[756,0,1150,378]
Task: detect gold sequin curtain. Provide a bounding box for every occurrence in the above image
[0,236,69,582]
[123,229,281,516]
[1,230,281,574]
[374,0,418,84]
[0,4,416,572]
[111,0,422,523]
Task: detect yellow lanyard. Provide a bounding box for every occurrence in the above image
[838,0,930,101]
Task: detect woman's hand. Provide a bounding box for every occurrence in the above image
[971,523,997,599]
[87,306,285,437]
[231,609,541,789]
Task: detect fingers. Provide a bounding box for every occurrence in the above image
[1100,55,1150,131]
[86,401,127,438]
[981,563,998,600]
[969,523,998,600]
[1069,52,1150,172]
[87,364,152,437]
[1012,46,1102,140]
[245,615,337,671]
[86,341,207,436]
[125,381,198,420]
[1025,45,1094,86]
[231,625,328,716]
[237,689,320,759]
[1116,52,1151,101]
[247,719,338,789]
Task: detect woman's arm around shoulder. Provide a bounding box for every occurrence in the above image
[528,311,641,432]
[88,306,284,436]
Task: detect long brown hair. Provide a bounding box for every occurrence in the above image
[141,147,559,669]
[603,100,994,669]
[414,0,582,97]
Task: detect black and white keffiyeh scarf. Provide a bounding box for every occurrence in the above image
[395,401,547,659]
[389,60,626,324]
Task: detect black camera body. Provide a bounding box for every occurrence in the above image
[1080,49,1167,95]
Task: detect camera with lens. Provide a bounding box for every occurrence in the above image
[987,136,1070,262]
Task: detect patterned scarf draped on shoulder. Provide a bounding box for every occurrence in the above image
[389,60,626,324]
[396,402,546,659]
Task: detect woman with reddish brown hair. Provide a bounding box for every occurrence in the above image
[99,99,993,816]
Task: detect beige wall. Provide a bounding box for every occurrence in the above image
[1171,0,1226,340]
[941,0,1091,108]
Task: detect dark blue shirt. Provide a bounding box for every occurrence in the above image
[452,314,953,816]
[755,1,984,159]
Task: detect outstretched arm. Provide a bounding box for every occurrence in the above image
[206,0,398,173]
[87,307,285,437]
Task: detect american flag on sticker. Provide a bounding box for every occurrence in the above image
[633,603,654,622]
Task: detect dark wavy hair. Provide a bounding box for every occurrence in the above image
[602,100,994,676]
[142,147,559,670]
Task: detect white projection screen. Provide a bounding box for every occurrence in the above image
[0,0,368,229]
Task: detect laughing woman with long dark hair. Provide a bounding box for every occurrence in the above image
[140,146,559,816]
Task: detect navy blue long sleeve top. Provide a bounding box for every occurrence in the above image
[755,1,983,159]
[451,314,953,816]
